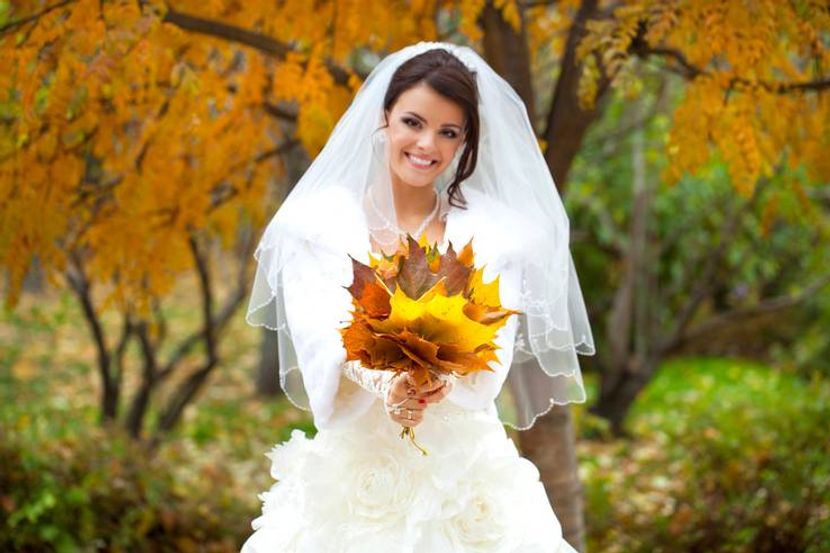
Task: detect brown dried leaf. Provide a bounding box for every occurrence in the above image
[397,235,439,299]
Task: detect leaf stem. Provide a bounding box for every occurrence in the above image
[399,426,429,456]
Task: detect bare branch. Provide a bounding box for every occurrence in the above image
[65,251,119,420]
[112,312,134,394]
[520,0,559,7]
[155,263,246,382]
[631,39,830,95]
[658,180,767,353]
[255,138,299,163]
[0,0,75,36]
[125,321,159,438]
[152,232,251,440]
[542,0,610,190]
[263,102,299,121]
[162,8,354,86]
[774,77,830,94]
[678,273,830,346]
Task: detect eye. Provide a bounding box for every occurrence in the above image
[441,129,459,139]
[402,117,421,128]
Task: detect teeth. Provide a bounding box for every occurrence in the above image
[406,153,434,168]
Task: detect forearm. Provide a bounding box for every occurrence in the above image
[341,360,395,402]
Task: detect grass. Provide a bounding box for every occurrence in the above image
[626,356,813,435]
[3,286,828,551]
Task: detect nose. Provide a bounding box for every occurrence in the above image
[416,131,436,151]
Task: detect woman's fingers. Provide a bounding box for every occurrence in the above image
[421,379,453,404]
[389,397,426,410]
[389,406,424,427]
[387,373,415,404]
[384,379,452,426]
[386,373,453,413]
[418,377,445,394]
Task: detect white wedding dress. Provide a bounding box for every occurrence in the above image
[240,396,577,553]
[241,187,580,553]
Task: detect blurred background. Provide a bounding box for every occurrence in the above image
[1,1,828,551]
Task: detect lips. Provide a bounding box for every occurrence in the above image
[405,152,437,170]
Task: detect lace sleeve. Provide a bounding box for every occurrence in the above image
[342,360,395,403]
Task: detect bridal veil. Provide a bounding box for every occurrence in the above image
[246,41,595,430]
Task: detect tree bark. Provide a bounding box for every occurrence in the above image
[590,357,656,433]
[480,3,603,550]
[593,102,655,434]
[542,0,609,193]
[480,3,535,121]
[518,405,586,548]
[66,256,120,422]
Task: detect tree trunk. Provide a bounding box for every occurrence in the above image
[542,0,609,192]
[591,358,656,434]
[518,405,585,550]
[589,101,663,435]
[480,3,602,550]
[67,263,120,422]
[480,3,535,120]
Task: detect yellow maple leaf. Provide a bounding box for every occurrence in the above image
[466,267,502,308]
[370,280,502,353]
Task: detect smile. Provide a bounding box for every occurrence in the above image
[405,152,437,170]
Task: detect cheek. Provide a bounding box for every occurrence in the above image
[440,142,463,167]
[387,124,414,154]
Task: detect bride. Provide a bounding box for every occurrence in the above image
[243,42,595,553]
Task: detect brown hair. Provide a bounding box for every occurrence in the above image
[381,48,479,209]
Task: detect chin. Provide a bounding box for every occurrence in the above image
[400,174,436,188]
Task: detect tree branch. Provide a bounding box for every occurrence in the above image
[162,8,353,86]
[658,181,766,353]
[542,0,610,190]
[677,273,830,346]
[151,234,216,436]
[263,102,298,121]
[0,0,75,36]
[125,321,158,438]
[152,232,251,441]
[65,251,118,421]
[631,40,830,95]
[112,312,134,397]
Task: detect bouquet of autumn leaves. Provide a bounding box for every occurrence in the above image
[340,235,519,454]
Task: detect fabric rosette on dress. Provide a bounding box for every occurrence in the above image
[242,399,577,553]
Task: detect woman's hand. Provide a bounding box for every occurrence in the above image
[384,373,453,427]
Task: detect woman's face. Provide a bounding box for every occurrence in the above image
[384,82,466,190]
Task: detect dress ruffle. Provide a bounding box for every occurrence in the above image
[241,399,579,553]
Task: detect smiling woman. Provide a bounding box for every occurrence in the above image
[386,84,464,179]
[242,42,594,553]
[381,49,479,210]
[372,49,481,255]
[378,83,466,252]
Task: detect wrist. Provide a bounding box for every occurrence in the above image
[379,370,396,404]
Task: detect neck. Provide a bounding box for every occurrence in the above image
[390,175,437,230]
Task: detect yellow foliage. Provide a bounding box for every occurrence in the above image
[3,0,827,320]
[372,283,500,352]
[0,0,483,315]
[574,0,830,194]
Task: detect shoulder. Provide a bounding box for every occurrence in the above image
[448,187,542,266]
[277,185,367,246]
[279,185,363,228]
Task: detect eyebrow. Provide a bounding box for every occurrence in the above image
[404,111,463,130]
